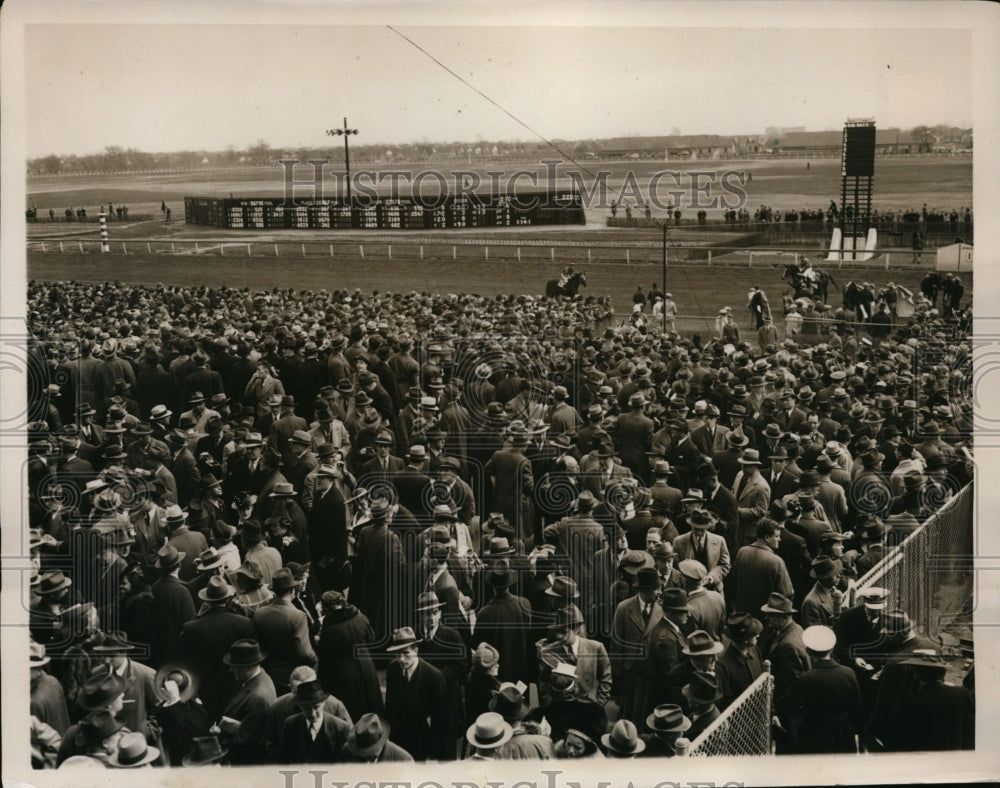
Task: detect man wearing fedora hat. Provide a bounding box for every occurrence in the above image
[715,613,765,711]
[384,626,451,761]
[611,567,663,725]
[642,588,691,715]
[682,670,723,740]
[759,592,809,748]
[316,590,385,723]
[56,706,128,766]
[601,718,645,758]
[615,391,655,484]
[415,590,468,749]
[833,587,890,694]
[673,509,731,592]
[538,606,612,707]
[340,713,413,762]
[800,556,844,627]
[639,703,691,757]
[490,684,554,759]
[578,432,632,498]
[765,447,798,505]
[787,625,862,753]
[274,677,352,764]
[476,559,534,683]
[731,448,771,546]
[542,490,606,612]
[678,561,726,641]
[392,444,435,520]
[180,390,222,437]
[179,573,256,718]
[30,640,71,736]
[253,568,318,694]
[217,639,277,765]
[308,465,350,592]
[269,396,308,454]
[90,631,160,740]
[281,430,318,497]
[485,422,535,544]
[164,504,208,582]
[149,544,196,667]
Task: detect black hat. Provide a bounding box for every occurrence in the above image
[223,639,267,666]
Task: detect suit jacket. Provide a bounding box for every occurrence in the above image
[130,505,168,573]
[543,512,607,600]
[277,710,352,764]
[179,605,257,718]
[611,594,664,725]
[167,526,209,582]
[615,410,655,480]
[253,597,318,691]
[715,641,764,711]
[149,574,196,666]
[731,470,771,548]
[704,482,740,551]
[672,530,730,589]
[485,447,534,537]
[775,406,807,433]
[270,414,309,453]
[170,446,201,508]
[729,541,794,619]
[222,668,278,765]
[644,619,688,713]
[685,587,726,640]
[384,658,450,762]
[577,456,632,497]
[690,423,729,459]
[548,636,612,706]
[766,470,799,504]
[360,454,405,485]
[766,621,810,717]
[788,658,861,753]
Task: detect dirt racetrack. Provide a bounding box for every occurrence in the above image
[28,250,951,338]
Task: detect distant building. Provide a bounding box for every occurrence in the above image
[598,135,736,160]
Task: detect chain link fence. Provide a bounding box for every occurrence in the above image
[684,665,774,757]
[855,481,973,638]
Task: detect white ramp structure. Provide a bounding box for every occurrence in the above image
[936,243,974,272]
[825,227,878,262]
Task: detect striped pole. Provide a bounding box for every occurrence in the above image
[99,212,109,252]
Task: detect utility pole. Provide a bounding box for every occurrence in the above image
[326,117,358,202]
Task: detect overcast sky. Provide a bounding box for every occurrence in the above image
[23,17,973,158]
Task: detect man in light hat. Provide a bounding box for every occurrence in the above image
[464,712,513,760]
[731,448,771,543]
[787,625,861,753]
[833,586,890,690]
[383,626,451,761]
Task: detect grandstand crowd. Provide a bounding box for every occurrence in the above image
[23,276,974,768]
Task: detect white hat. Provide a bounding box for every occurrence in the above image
[802,625,837,653]
[858,587,889,610]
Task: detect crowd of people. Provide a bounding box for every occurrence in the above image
[24,274,974,768]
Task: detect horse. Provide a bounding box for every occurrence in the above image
[545,271,587,298]
[782,264,837,304]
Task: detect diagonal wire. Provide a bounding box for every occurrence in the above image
[386,25,605,186]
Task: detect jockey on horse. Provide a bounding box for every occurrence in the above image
[557,265,574,289]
